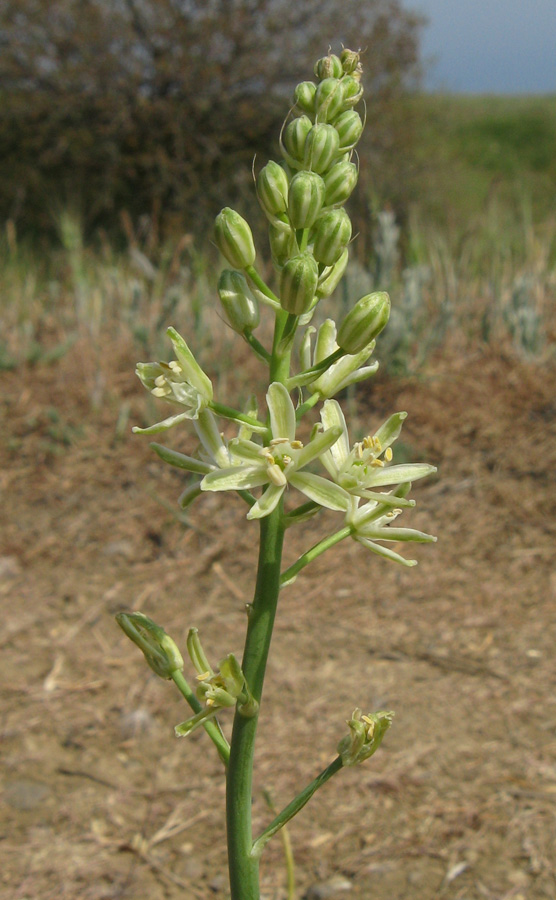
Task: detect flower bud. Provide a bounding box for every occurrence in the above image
[315,77,345,123]
[303,123,340,174]
[269,220,296,267]
[339,75,364,107]
[340,49,361,76]
[218,269,260,333]
[214,207,256,268]
[337,292,391,354]
[116,612,184,680]
[323,160,358,206]
[282,115,312,163]
[312,208,352,266]
[316,247,349,298]
[334,110,364,150]
[294,81,317,115]
[314,53,343,80]
[257,160,289,217]
[288,170,325,229]
[280,252,319,315]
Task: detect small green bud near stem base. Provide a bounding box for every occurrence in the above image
[288,171,325,229]
[116,612,184,679]
[323,160,358,206]
[303,123,340,174]
[337,291,391,353]
[280,253,319,314]
[294,81,317,115]
[218,269,260,333]
[312,208,352,266]
[214,208,256,268]
[257,161,289,217]
[314,53,343,80]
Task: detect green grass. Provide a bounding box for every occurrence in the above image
[407,93,556,230]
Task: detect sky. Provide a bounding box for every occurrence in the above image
[411,0,556,93]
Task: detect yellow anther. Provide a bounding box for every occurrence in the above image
[371,458,385,467]
[355,443,364,459]
[282,455,292,467]
[291,440,304,449]
[384,447,393,462]
[267,464,287,487]
[269,437,289,447]
[154,374,167,387]
[168,360,182,373]
[196,671,211,682]
[152,385,171,397]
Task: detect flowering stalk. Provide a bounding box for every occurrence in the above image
[119,48,436,900]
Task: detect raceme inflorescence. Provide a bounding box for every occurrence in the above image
[117,48,436,900]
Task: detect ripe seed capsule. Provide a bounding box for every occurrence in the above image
[288,171,325,229]
[314,54,343,80]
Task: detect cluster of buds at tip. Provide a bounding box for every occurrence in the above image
[249,49,365,317]
[116,612,184,680]
[175,628,258,738]
[337,708,394,767]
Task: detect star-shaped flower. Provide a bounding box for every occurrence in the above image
[201,383,349,519]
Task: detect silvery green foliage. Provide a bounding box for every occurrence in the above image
[505,274,544,357]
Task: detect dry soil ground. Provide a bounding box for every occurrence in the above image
[1,341,555,900]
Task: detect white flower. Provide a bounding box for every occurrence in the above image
[320,399,437,565]
[201,383,349,519]
[133,327,213,434]
[298,318,378,398]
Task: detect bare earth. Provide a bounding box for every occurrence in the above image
[1,341,555,900]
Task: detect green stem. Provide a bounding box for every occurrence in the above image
[226,505,286,900]
[252,756,344,858]
[280,526,352,586]
[209,400,269,436]
[245,265,281,307]
[287,347,344,390]
[244,331,271,363]
[295,391,321,421]
[171,670,230,766]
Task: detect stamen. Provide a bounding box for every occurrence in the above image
[384,447,393,462]
[269,437,289,447]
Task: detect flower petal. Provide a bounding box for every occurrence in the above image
[373,412,407,454]
[246,483,285,519]
[267,382,296,441]
[290,472,350,511]
[357,526,437,543]
[150,443,214,474]
[201,465,269,492]
[354,535,417,567]
[362,463,437,488]
[167,326,213,401]
[320,400,350,474]
[132,411,196,434]
[194,409,230,467]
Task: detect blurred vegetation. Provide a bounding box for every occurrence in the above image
[0,0,423,247]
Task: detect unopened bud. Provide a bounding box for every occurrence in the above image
[314,53,343,80]
[218,270,260,333]
[315,78,345,123]
[214,208,256,268]
[269,220,296,267]
[312,208,352,266]
[303,123,340,174]
[340,49,361,76]
[338,75,364,107]
[288,171,325,229]
[282,115,312,163]
[257,161,289,217]
[294,81,317,115]
[337,292,391,354]
[116,612,184,680]
[280,253,319,315]
[316,247,349,298]
[323,160,358,206]
[334,110,364,150]
[338,708,394,767]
